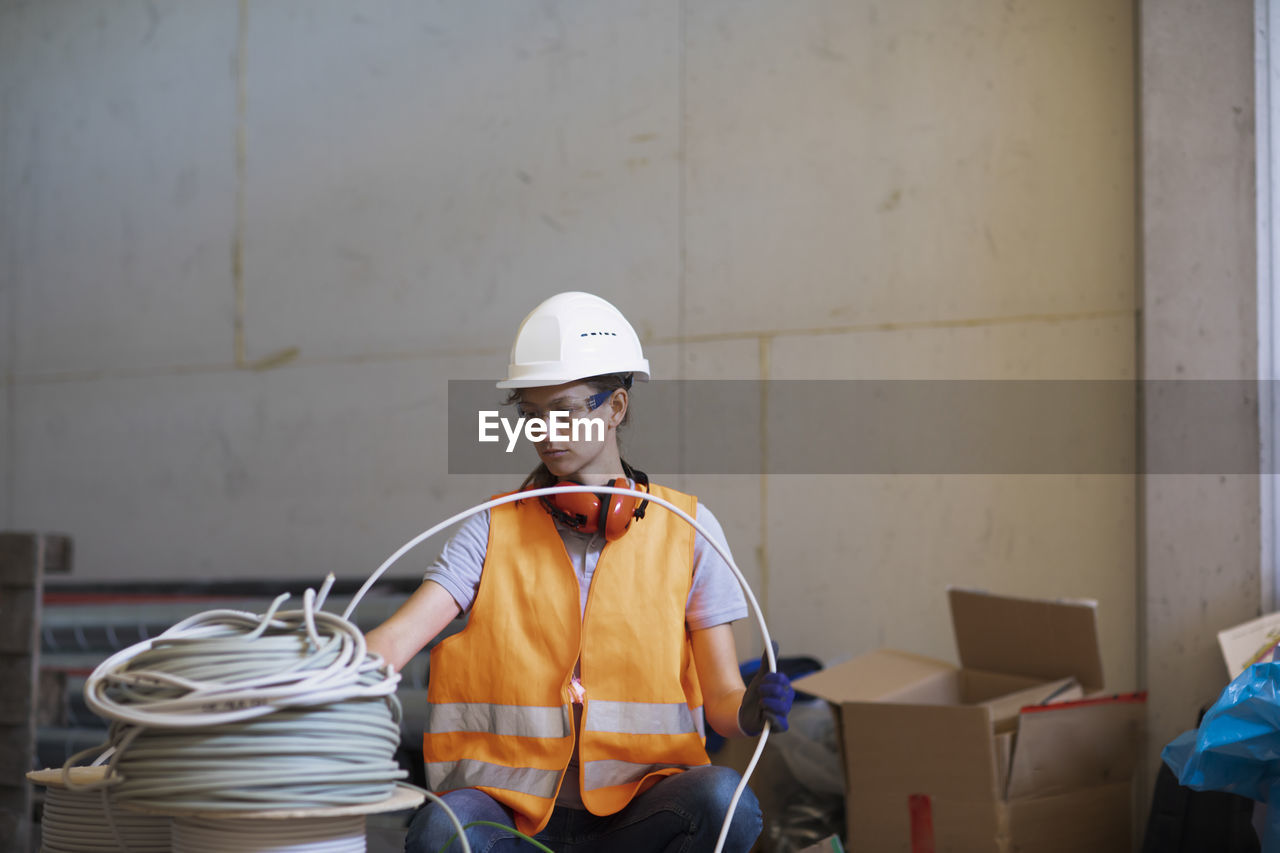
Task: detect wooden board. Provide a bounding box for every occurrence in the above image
[27,765,111,789]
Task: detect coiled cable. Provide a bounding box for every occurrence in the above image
[37,784,169,853]
[95,703,403,811]
[82,578,395,729]
[59,575,441,851]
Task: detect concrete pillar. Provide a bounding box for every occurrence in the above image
[1139,0,1262,814]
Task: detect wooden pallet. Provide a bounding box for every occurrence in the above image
[0,533,72,852]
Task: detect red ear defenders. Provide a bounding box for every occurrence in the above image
[538,469,650,541]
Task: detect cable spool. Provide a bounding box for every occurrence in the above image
[27,766,170,853]
[61,576,425,853]
[171,815,366,852]
[122,786,425,853]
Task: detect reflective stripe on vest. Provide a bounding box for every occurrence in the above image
[426,759,562,799]
[583,760,691,791]
[427,702,572,738]
[584,700,705,739]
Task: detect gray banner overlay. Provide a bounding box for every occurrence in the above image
[447,380,1258,475]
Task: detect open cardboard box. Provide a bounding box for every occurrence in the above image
[794,588,1145,853]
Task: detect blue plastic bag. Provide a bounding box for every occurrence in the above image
[1163,661,1280,849]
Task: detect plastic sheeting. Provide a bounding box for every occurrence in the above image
[1162,661,1280,850]
[764,701,845,852]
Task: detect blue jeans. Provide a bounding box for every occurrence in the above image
[405,765,762,853]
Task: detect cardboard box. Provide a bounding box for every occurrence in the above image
[794,588,1144,853]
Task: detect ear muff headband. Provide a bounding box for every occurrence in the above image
[539,466,650,541]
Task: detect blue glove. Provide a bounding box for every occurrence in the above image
[737,644,795,735]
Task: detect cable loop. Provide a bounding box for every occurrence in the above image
[343,485,775,853]
[68,575,406,815]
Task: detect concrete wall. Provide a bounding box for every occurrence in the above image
[1139,0,1262,801]
[2,1,1137,695]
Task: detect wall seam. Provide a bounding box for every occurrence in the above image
[1132,0,1150,828]
[758,335,770,626]
[656,308,1134,346]
[1257,0,1276,614]
[233,0,248,368]
[676,0,687,479]
[3,4,24,529]
[7,308,1140,387]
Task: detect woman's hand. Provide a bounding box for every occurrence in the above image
[691,626,794,738]
[737,645,795,735]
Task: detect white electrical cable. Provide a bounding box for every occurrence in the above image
[58,578,452,853]
[343,484,777,853]
[83,577,397,729]
[69,606,404,810]
[37,786,170,853]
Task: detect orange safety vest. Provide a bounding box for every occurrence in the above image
[422,483,711,836]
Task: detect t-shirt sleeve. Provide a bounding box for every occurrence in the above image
[685,502,749,631]
[421,508,489,613]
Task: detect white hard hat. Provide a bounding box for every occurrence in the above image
[496,292,651,389]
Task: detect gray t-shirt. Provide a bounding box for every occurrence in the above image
[421,493,749,809]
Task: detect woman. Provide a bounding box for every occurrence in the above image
[367,292,793,853]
